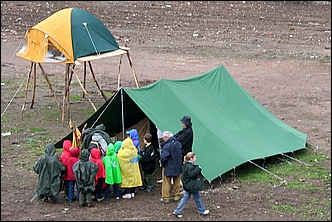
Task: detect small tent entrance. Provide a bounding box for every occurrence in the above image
[16,8,140,125]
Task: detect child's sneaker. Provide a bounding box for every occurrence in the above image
[97,197,104,202]
[122,194,131,199]
[172,212,183,218]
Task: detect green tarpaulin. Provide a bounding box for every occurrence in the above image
[55,65,307,182]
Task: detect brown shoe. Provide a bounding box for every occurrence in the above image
[87,203,95,207]
[79,203,86,207]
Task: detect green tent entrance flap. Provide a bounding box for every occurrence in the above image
[55,65,307,182]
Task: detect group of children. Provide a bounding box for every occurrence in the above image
[34,125,157,207]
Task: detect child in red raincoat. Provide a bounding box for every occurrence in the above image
[90,148,106,202]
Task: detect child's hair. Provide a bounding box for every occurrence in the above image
[184,152,196,162]
[144,133,153,143]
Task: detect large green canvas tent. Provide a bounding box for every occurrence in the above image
[55,65,307,182]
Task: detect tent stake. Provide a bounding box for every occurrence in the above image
[248,160,285,181]
[306,141,319,153]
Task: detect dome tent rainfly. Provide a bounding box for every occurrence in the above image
[16,7,140,125]
[55,65,308,183]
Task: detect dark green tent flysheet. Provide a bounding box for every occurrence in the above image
[55,65,307,182]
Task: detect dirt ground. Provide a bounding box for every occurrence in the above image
[1,1,331,221]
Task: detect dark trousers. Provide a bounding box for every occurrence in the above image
[143,172,154,189]
[105,183,120,199]
[93,178,104,199]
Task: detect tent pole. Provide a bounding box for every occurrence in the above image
[120,88,125,140]
[69,65,97,111]
[232,167,236,182]
[21,62,34,116]
[83,61,87,98]
[31,63,37,108]
[88,61,107,101]
[125,50,140,88]
[62,64,69,126]
[67,64,75,123]
[38,63,62,112]
[117,53,124,90]
[219,175,222,186]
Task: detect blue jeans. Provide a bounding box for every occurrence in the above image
[105,183,120,200]
[68,180,79,202]
[173,190,206,215]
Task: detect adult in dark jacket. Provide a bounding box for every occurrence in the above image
[33,143,66,203]
[159,131,183,203]
[174,116,193,159]
[73,149,98,207]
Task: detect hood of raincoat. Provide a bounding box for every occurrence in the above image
[114,141,122,153]
[45,143,56,156]
[62,140,72,152]
[70,147,80,158]
[106,143,115,156]
[80,149,90,162]
[90,147,101,160]
[127,129,139,141]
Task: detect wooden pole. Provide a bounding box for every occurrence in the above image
[69,65,97,111]
[83,61,87,98]
[31,63,37,108]
[67,64,75,123]
[117,54,124,90]
[125,50,140,88]
[62,64,69,126]
[88,61,108,101]
[38,63,62,112]
[21,62,34,116]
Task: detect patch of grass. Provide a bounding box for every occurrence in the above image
[104,91,114,97]
[30,127,45,133]
[71,94,82,101]
[319,56,331,64]
[271,203,300,213]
